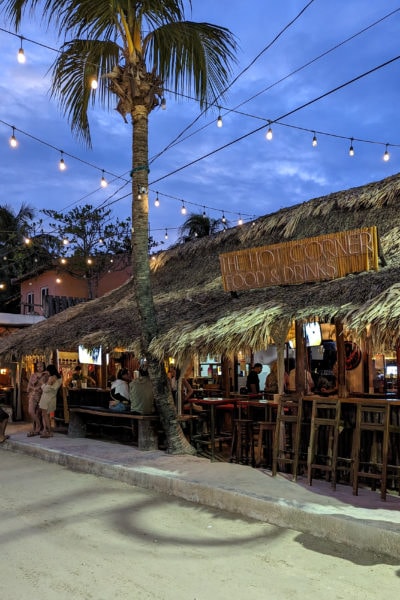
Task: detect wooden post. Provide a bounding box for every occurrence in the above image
[335,319,347,398]
[295,320,305,395]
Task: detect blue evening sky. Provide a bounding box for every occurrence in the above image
[1,1,399,246]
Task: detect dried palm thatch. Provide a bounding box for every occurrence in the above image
[1,172,400,361]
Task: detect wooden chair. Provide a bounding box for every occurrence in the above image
[272,395,304,481]
[352,401,390,500]
[307,398,341,489]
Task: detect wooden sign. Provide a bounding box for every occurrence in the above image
[219,226,379,292]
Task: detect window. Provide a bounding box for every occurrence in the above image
[41,287,49,306]
[27,292,34,314]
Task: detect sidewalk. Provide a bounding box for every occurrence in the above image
[2,422,400,559]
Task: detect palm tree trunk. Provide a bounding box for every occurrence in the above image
[131,105,194,454]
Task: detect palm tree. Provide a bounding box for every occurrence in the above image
[179,212,223,241]
[2,0,237,453]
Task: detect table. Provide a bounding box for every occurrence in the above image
[187,397,236,461]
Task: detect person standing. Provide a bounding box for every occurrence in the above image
[27,361,47,437]
[39,364,62,438]
[246,363,263,394]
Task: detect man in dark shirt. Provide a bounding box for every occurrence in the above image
[246,363,263,394]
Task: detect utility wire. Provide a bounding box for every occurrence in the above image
[150,6,400,161]
[150,52,400,186]
[150,0,316,163]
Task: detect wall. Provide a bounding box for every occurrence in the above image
[20,270,89,316]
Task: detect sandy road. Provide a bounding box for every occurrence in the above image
[1,450,399,600]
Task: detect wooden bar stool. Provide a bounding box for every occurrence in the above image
[254,420,275,468]
[307,398,341,489]
[352,401,390,500]
[387,403,400,494]
[230,419,255,466]
[272,395,304,481]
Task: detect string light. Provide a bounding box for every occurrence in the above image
[24,236,31,244]
[87,258,93,265]
[160,97,166,110]
[383,143,390,161]
[90,78,98,90]
[238,215,243,225]
[62,237,69,245]
[9,126,18,148]
[17,36,26,64]
[265,124,273,141]
[59,151,66,171]
[181,202,187,215]
[164,228,168,240]
[217,112,223,128]
[137,185,146,199]
[349,138,355,157]
[100,170,108,188]
[221,212,226,224]
[312,132,318,147]
[202,206,207,218]
[154,192,160,207]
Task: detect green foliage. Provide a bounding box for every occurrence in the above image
[0,203,57,312]
[178,213,224,242]
[42,204,132,290]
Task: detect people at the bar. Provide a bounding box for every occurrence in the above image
[246,363,263,394]
[264,361,289,394]
[67,364,96,388]
[287,359,314,395]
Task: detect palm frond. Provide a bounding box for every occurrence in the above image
[50,38,120,146]
[145,21,237,107]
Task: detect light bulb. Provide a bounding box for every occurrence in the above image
[383,144,390,162]
[87,258,93,265]
[266,126,273,141]
[24,237,31,245]
[217,115,223,128]
[164,229,168,240]
[59,152,66,170]
[312,134,317,147]
[17,46,26,64]
[161,97,166,110]
[62,238,69,245]
[238,216,243,225]
[91,78,98,90]
[154,195,160,207]
[349,138,354,157]
[56,277,61,284]
[9,127,18,148]
[100,171,108,187]
[181,203,187,215]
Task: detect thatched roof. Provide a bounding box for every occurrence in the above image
[2,172,400,361]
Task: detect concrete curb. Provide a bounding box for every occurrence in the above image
[4,435,400,560]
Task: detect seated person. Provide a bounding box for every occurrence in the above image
[288,366,315,395]
[109,368,131,412]
[129,367,155,414]
[0,406,9,443]
[264,361,289,394]
[67,365,96,388]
